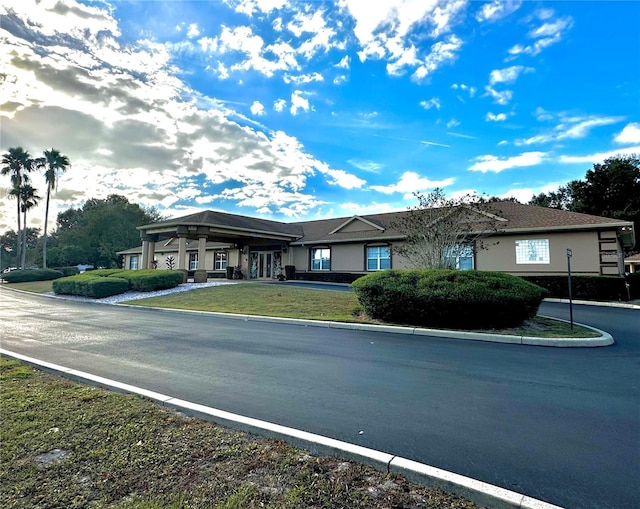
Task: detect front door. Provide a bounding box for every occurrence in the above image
[249,251,282,279]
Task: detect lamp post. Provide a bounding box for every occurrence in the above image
[567,248,574,331]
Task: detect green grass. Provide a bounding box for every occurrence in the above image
[3,280,54,293]
[127,283,366,322]
[0,357,479,509]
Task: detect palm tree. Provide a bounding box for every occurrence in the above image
[19,184,40,269]
[1,147,35,266]
[41,149,70,268]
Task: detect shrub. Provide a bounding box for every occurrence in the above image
[53,274,129,298]
[52,269,184,297]
[627,272,640,300]
[351,269,548,329]
[521,275,629,301]
[123,270,184,291]
[2,269,63,283]
[54,266,80,277]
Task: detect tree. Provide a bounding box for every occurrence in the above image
[18,184,41,269]
[392,189,502,269]
[529,155,640,250]
[55,194,161,268]
[1,147,36,265]
[0,228,40,269]
[41,148,71,268]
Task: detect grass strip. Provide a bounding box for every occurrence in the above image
[0,357,479,509]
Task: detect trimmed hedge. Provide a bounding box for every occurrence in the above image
[520,275,631,301]
[52,269,185,298]
[53,275,129,298]
[53,266,80,277]
[1,269,63,283]
[628,273,640,300]
[351,269,548,329]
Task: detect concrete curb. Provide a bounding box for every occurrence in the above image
[0,349,563,509]
[544,298,640,309]
[117,303,614,347]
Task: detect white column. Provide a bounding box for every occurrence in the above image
[147,240,156,268]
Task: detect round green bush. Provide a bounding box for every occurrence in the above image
[1,269,63,283]
[351,269,548,330]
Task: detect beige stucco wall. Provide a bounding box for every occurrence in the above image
[476,231,603,275]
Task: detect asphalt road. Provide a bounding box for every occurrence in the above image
[1,287,638,509]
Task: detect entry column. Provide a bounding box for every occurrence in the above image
[177,235,188,270]
[197,235,207,270]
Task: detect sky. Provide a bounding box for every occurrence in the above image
[1,0,639,234]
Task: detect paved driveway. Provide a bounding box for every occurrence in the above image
[1,288,638,508]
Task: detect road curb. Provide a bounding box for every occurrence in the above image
[117,303,614,347]
[0,349,563,509]
[544,298,640,309]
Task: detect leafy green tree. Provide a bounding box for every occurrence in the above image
[55,194,161,268]
[1,147,36,265]
[41,148,71,268]
[529,156,640,250]
[0,228,40,269]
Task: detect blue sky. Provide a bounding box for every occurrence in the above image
[1,0,639,233]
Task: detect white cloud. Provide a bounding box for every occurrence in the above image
[340,0,466,78]
[322,169,366,189]
[614,123,640,144]
[420,97,441,110]
[283,72,324,85]
[559,146,640,164]
[517,114,624,146]
[507,13,573,58]
[348,159,383,173]
[371,171,455,197]
[290,90,310,115]
[476,0,522,23]
[468,152,546,173]
[451,83,476,98]
[273,99,287,112]
[250,101,265,116]
[489,65,533,85]
[446,119,460,128]
[484,86,513,105]
[230,0,288,16]
[335,55,350,69]
[337,201,401,215]
[186,23,201,39]
[486,112,507,122]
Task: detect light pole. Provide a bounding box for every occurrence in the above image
[567,248,573,331]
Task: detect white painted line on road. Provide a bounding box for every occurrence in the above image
[1,348,564,509]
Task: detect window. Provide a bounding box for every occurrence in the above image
[444,245,474,270]
[189,252,198,270]
[367,246,391,271]
[515,239,550,264]
[311,248,330,271]
[214,252,227,270]
[129,255,139,270]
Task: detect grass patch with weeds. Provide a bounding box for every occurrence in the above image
[3,280,54,293]
[0,357,479,509]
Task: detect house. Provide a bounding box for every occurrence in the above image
[624,253,640,274]
[118,202,635,280]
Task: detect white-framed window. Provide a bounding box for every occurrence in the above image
[444,245,474,270]
[311,248,331,271]
[515,239,550,264]
[214,252,227,270]
[189,252,198,270]
[367,246,391,271]
[129,255,139,270]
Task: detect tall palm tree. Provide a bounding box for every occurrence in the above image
[41,149,70,268]
[19,184,40,269]
[1,147,35,266]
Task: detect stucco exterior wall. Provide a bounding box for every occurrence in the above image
[476,231,603,275]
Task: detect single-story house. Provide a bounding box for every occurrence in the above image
[117,201,635,280]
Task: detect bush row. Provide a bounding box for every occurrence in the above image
[53,274,130,298]
[520,275,636,301]
[52,269,185,298]
[352,269,548,330]
[1,269,63,283]
[53,266,80,277]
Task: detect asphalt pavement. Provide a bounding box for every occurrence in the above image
[1,287,638,508]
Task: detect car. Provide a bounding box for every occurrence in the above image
[2,267,18,273]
